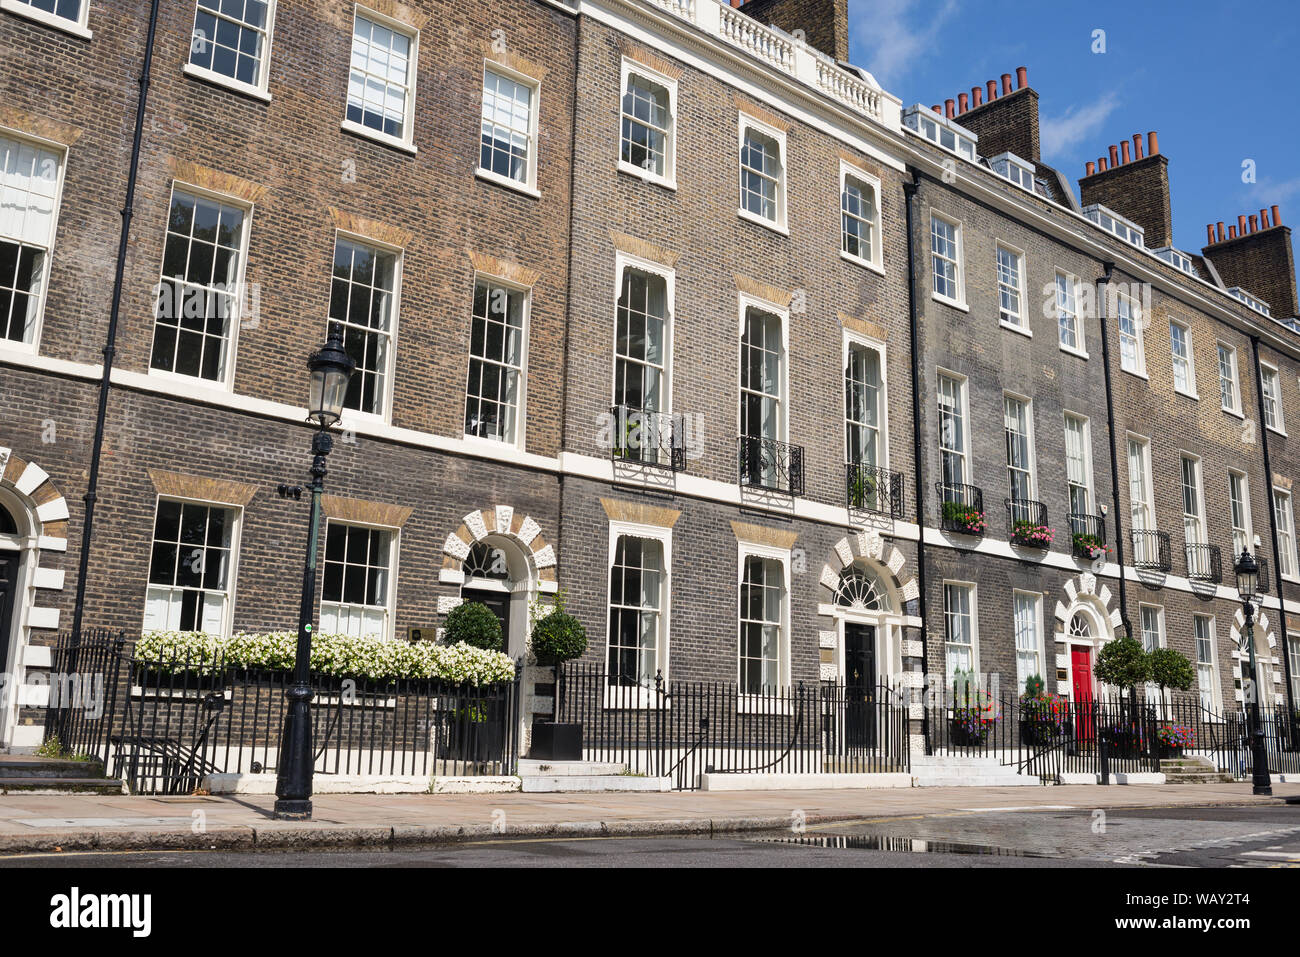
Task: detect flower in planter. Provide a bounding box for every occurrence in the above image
[942,500,987,534]
[1156,724,1195,749]
[1012,520,1054,546]
[1072,532,1109,560]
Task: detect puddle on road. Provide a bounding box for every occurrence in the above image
[748,832,1048,858]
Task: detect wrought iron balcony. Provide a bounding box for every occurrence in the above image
[1130,529,1173,573]
[1068,513,1107,561]
[935,482,986,536]
[609,406,686,472]
[1185,543,1222,584]
[738,436,804,496]
[1006,499,1051,548]
[846,463,905,518]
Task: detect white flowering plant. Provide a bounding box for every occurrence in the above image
[136,630,516,686]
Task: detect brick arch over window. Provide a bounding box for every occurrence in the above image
[1053,572,1123,697]
[439,507,558,597]
[1229,607,1285,707]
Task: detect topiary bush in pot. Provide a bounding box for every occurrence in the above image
[444,601,503,652]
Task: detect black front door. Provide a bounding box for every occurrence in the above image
[844,623,876,748]
[463,588,511,653]
[0,553,17,677]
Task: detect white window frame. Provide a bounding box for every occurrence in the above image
[1217,342,1242,416]
[737,113,788,234]
[1228,469,1253,559]
[1193,614,1221,714]
[0,128,67,355]
[1180,452,1207,550]
[1,0,92,38]
[1261,362,1285,436]
[736,543,791,698]
[996,242,1027,334]
[319,519,398,641]
[341,7,419,153]
[611,251,675,419]
[604,520,672,706]
[462,271,531,451]
[476,60,541,197]
[183,0,276,103]
[839,163,882,273]
[1117,291,1146,377]
[1169,318,1196,398]
[329,230,403,426]
[1055,271,1086,357]
[1003,392,1036,502]
[1139,603,1167,711]
[942,580,978,682]
[617,58,676,190]
[929,212,965,308]
[843,330,889,470]
[937,370,969,487]
[1127,433,1155,533]
[148,181,254,392]
[1274,487,1299,580]
[1013,590,1043,692]
[1063,412,1094,516]
[142,495,242,638]
[736,291,790,445]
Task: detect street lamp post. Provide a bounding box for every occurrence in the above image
[1233,549,1273,797]
[273,331,355,821]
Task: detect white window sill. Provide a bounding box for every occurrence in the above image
[1267,426,1287,438]
[1121,366,1148,380]
[1059,343,1090,360]
[147,365,233,394]
[1222,406,1244,419]
[840,250,884,276]
[475,168,540,199]
[462,432,525,456]
[1174,389,1199,401]
[340,119,417,155]
[737,207,789,236]
[931,292,968,313]
[1000,319,1031,338]
[617,161,676,191]
[339,408,390,431]
[1,0,91,37]
[183,63,272,103]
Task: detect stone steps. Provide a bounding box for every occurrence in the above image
[518,758,672,792]
[1160,756,1237,784]
[0,778,125,795]
[0,756,106,780]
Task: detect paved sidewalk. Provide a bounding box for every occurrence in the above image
[0,782,1296,854]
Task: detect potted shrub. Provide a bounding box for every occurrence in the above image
[1011,520,1054,548]
[1149,647,1195,701]
[444,601,503,652]
[949,673,999,745]
[1020,674,1069,745]
[1094,636,1154,755]
[529,592,588,761]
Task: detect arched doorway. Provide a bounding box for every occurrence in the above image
[0,496,24,680]
[1066,606,1105,702]
[832,560,898,690]
[459,538,532,658]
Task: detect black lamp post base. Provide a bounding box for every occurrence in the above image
[273,799,313,820]
[1253,785,1273,796]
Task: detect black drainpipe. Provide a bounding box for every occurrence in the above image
[1095,262,1132,638]
[903,170,929,750]
[1250,335,1296,718]
[70,0,162,640]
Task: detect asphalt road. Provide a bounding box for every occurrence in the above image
[3,803,1297,868]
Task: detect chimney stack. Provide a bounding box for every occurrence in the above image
[1203,204,1298,318]
[945,65,1041,162]
[736,0,850,60]
[1079,130,1174,248]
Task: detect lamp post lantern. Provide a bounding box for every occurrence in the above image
[273,330,355,820]
[1233,549,1273,797]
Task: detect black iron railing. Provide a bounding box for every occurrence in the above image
[1006,498,1050,548]
[610,405,687,472]
[936,482,986,536]
[1130,529,1173,572]
[1185,543,1222,583]
[739,436,804,495]
[1258,557,1271,594]
[846,462,905,518]
[1068,513,1107,561]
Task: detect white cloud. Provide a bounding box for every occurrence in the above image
[1040,93,1121,160]
[848,0,960,88]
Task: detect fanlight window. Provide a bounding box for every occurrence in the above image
[463,541,510,584]
[0,503,17,535]
[834,563,894,612]
[1068,613,1092,639]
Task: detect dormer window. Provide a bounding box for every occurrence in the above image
[1152,246,1198,277]
[990,152,1036,193]
[1084,203,1144,248]
[902,106,977,163]
[1228,287,1271,318]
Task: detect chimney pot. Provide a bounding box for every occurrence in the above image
[1272,204,1281,226]
[987,79,997,101]
[958,92,969,113]
[972,87,983,107]
[1147,131,1159,155]
[1120,140,1131,164]
[931,104,942,115]
[1217,222,1226,243]
[1250,214,1259,233]
[1016,66,1028,89]
[1098,157,1108,172]
[1133,133,1144,160]
[1001,73,1013,95]
[1238,214,1249,235]
[1086,161,1096,176]
[1109,145,1120,166]
[1261,209,1271,229]
[945,99,955,119]
[1229,226,1238,239]
[1206,224,1215,245]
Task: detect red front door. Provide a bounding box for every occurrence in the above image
[1071,646,1095,741]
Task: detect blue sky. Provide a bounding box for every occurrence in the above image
[847,0,1300,255]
